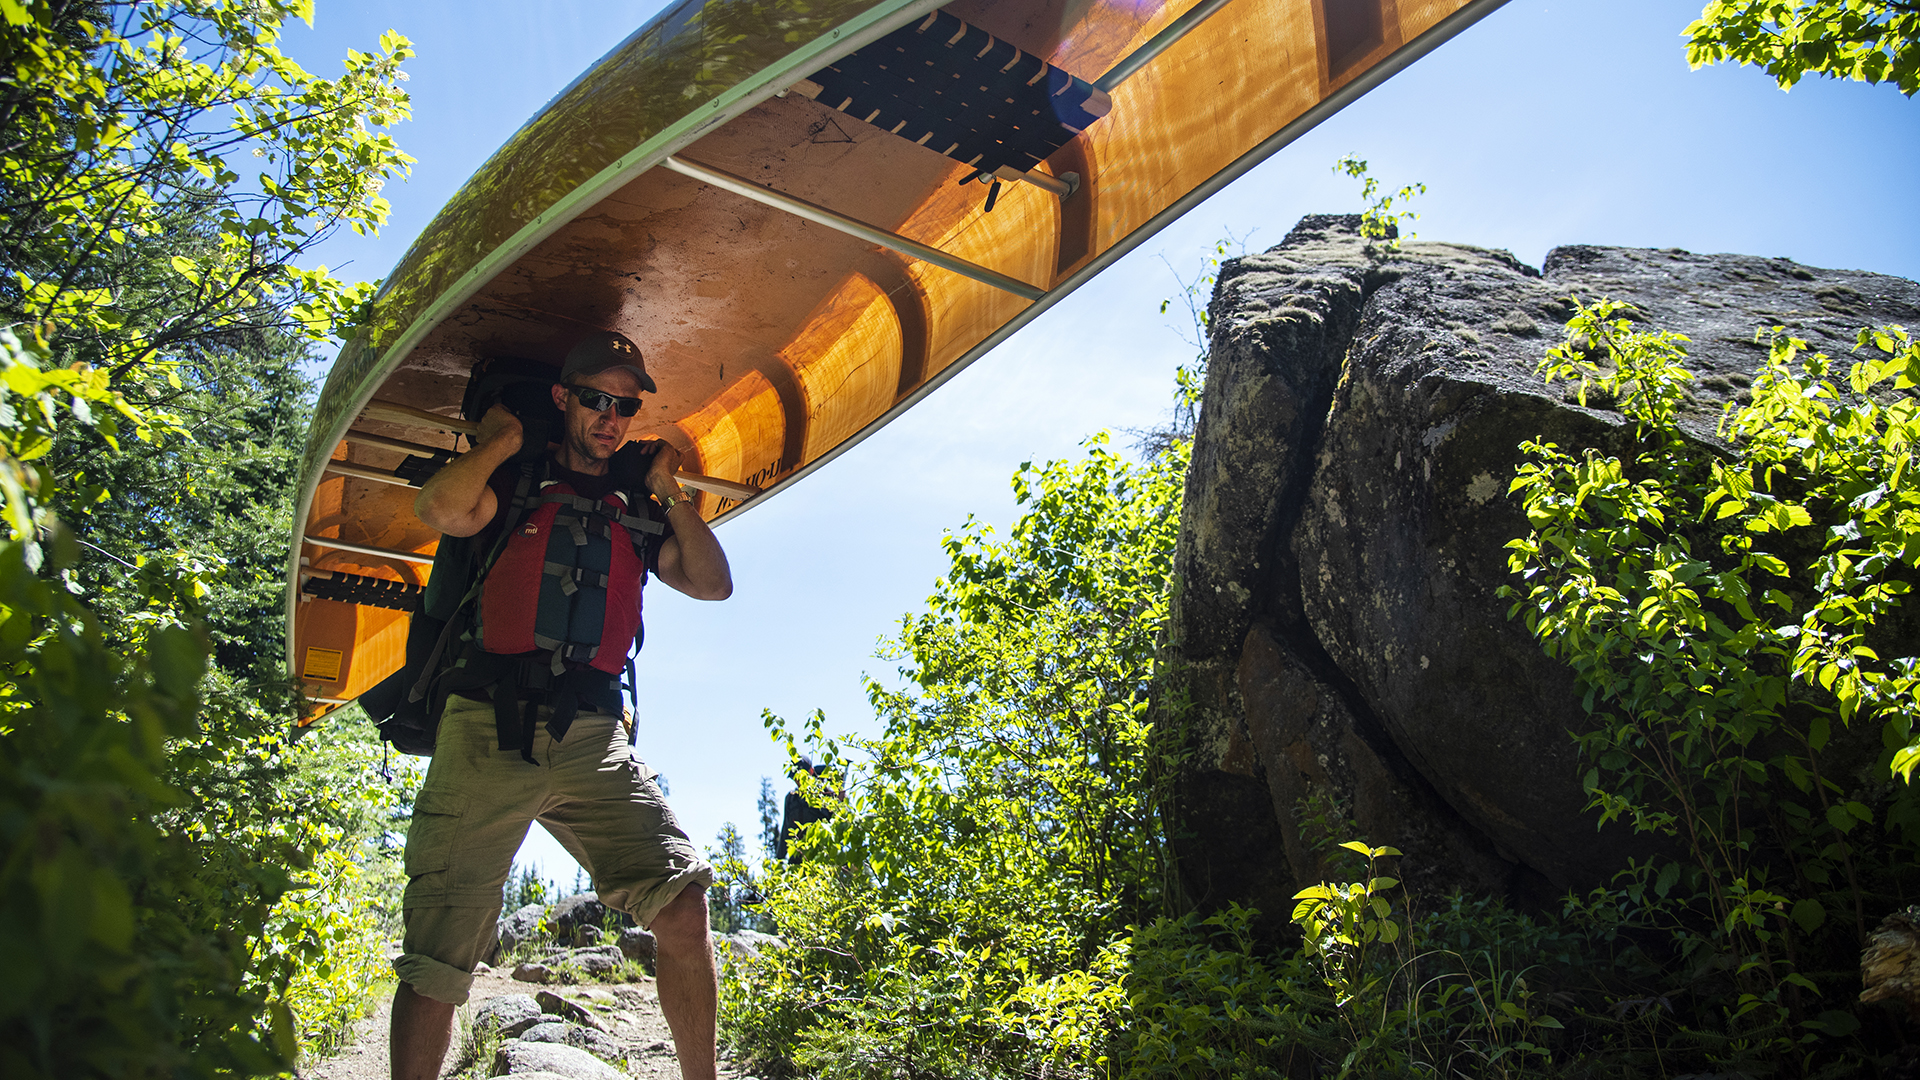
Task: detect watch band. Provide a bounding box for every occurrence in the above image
[659,489,691,512]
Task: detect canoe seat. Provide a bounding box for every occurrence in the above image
[303,571,424,612]
[801,10,1109,177]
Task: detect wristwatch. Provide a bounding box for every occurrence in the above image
[658,489,691,512]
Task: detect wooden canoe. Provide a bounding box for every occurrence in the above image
[288,0,1506,721]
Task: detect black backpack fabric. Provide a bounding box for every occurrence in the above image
[462,355,561,450]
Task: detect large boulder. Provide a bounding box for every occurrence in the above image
[548,893,631,946]
[1162,215,1920,927]
[497,902,546,956]
[557,945,625,977]
[615,926,656,969]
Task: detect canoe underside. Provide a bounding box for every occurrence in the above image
[290,0,1499,718]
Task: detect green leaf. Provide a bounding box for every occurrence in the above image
[1789,898,1827,934]
[1654,861,1682,897]
[1805,1009,1862,1037]
[1824,803,1858,833]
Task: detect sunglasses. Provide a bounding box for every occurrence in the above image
[566,384,645,417]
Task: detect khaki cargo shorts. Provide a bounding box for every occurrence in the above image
[393,693,713,1005]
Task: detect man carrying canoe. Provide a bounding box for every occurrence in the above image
[391,331,733,1080]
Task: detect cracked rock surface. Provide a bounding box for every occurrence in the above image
[1161,214,1920,930]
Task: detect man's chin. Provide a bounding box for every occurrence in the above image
[566,438,618,464]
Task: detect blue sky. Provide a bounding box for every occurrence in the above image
[282,1,1920,889]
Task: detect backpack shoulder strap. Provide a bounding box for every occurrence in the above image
[405,457,545,704]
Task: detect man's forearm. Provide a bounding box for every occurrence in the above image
[415,435,518,536]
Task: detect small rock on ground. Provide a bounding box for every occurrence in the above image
[492,1040,622,1080]
[535,989,604,1030]
[519,1020,623,1063]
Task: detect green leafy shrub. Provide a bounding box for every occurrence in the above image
[1501,300,1920,1073]
[269,710,415,1056]
[720,434,1184,1079]
[1121,882,1598,1080]
[0,3,419,1071]
[0,328,284,1078]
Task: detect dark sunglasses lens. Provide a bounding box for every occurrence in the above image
[575,388,642,416]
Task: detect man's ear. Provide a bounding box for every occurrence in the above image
[551,382,568,412]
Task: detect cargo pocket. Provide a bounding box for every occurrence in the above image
[404,786,469,881]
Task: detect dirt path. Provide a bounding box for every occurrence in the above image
[300,966,736,1080]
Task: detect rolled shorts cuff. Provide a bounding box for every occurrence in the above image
[629,862,717,929]
[393,950,476,1006]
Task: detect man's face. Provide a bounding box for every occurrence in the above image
[554,367,646,463]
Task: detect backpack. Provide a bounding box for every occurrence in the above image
[461,355,562,445]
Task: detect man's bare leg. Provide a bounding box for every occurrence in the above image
[651,884,718,1080]
[390,981,456,1080]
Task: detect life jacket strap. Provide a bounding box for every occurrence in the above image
[543,561,612,597]
[408,459,543,708]
[533,489,667,537]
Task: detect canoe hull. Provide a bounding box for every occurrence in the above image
[289,0,1506,722]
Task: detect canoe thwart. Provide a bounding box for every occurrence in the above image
[325,460,427,488]
[345,429,460,458]
[674,473,760,501]
[303,534,437,565]
[362,399,475,434]
[663,155,1046,301]
[1094,0,1240,93]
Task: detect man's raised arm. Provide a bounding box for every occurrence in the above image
[414,406,523,537]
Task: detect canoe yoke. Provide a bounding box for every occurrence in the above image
[796,10,1111,187]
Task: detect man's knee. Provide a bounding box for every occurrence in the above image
[651,883,710,950]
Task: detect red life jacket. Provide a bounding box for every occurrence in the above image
[475,477,665,674]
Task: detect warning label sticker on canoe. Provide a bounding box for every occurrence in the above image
[303,647,344,683]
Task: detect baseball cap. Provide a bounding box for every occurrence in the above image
[561,330,657,393]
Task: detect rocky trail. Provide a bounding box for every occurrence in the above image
[301,893,773,1080]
